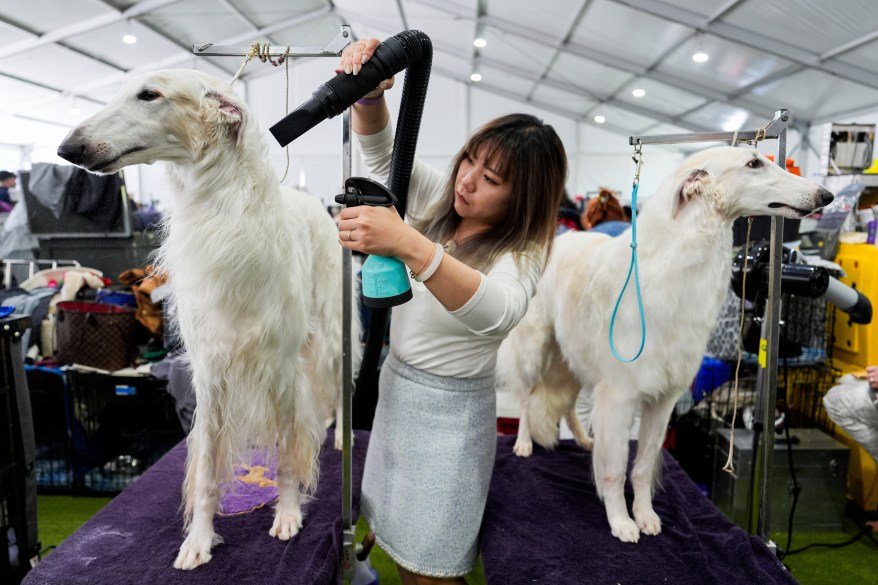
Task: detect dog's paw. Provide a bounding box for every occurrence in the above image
[173,534,214,570]
[609,516,640,543]
[635,508,662,536]
[269,509,304,540]
[512,439,533,457]
[634,502,662,536]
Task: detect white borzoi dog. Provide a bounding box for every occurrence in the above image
[57,70,359,569]
[496,146,832,542]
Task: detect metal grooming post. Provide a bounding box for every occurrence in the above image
[194,25,361,583]
[629,109,791,553]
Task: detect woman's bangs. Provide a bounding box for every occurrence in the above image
[468,136,512,180]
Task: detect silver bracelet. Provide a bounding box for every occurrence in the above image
[413,242,444,282]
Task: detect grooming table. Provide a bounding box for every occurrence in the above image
[480,436,798,584]
[23,431,369,585]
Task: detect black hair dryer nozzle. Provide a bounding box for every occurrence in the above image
[270,34,418,147]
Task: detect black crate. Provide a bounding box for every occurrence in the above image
[66,370,185,494]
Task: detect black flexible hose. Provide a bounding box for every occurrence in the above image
[383,30,432,215]
[354,31,432,428]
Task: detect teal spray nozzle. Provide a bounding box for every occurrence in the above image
[336,177,413,308]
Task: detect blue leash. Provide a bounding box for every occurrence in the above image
[609,143,646,362]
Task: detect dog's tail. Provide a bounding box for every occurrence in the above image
[526,380,574,449]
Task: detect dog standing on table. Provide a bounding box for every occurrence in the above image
[496,146,832,542]
[57,70,359,569]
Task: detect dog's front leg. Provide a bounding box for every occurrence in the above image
[174,420,222,570]
[631,392,678,536]
[592,381,640,543]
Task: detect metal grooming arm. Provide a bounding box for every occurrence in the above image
[193,25,362,583]
[192,28,352,58]
[629,109,791,554]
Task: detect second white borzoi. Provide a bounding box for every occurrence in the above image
[497,146,832,542]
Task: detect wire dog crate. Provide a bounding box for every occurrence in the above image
[673,290,842,499]
[701,291,839,433]
[27,368,185,495]
[66,370,185,494]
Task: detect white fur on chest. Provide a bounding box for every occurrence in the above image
[161,179,319,356]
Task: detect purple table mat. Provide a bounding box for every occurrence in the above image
[480,436,799,585]
[24,430,369,585]
[24,432,798,584]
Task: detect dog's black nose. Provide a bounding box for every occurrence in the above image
[57,142,85,165]
[818,187,834,206]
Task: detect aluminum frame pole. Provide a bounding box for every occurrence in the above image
[339,105,357,582]
[749,111,789,552]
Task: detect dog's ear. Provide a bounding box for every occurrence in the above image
[672,169,710,219]
[204,90,244,142]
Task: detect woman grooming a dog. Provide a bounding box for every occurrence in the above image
[337,38,567,585]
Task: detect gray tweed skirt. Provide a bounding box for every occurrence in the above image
[361,352,496,577]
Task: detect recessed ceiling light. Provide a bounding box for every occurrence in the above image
[69,107,81,116]
[123,19,137,44]
[692,51,709,63]
[474,38,487,48]
[594,115,606,124]
[470,73,482,82]
[632,88,646,98]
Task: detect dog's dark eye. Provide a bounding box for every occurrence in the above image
[137,89,161,102]
[747,158,763,169]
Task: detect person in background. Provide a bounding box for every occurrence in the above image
[0,170,17,212]
[336,37,567,584]
[823,366,878,532]
[556,190,584,234]
[824,367,878,462]
[581,186,629,236]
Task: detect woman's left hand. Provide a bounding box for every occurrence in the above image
[337,205,413,258]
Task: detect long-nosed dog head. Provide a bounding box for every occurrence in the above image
[670,146,833,220]
[57,69,251,174]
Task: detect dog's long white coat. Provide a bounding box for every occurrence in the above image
[497,146,832,542]
[58,70,358,569]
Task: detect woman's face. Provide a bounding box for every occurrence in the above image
[453,148,513,231]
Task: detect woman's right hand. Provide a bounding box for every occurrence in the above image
[338,37,395,96]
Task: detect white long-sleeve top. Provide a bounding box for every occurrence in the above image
[357,123,543,378]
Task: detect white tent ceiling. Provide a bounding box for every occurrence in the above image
[1,0,877,150]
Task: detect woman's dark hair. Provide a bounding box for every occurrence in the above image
[412,113,567,271]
